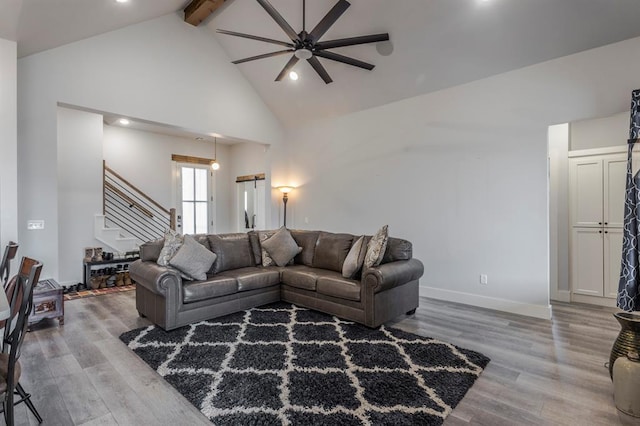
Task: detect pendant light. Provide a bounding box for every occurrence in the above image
[211,137,220,170]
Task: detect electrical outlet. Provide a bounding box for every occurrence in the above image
[480,274,488,285]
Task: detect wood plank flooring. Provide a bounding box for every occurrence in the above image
[15,292,640,425]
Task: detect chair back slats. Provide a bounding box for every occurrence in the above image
[3,258,41,363]
[0,242,18,290]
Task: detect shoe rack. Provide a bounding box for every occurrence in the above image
[83,256,140,289]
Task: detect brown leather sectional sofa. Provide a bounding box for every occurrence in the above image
[130,230,424,331]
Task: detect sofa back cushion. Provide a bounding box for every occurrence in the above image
[312,232,354,273]
[381,237,413,264]
[140,238,164,262]
[247,231,262,266]
[290,230,320,266]
[207,233,254,274]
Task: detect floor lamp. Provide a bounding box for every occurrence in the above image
[278,186,293,227]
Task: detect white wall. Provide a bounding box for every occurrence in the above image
[103,125,234,233]
[549,124,570,301]
[18,13,283,280]
[0,38,17,247]
[284,36,640,319]
[570,112,629,151]
[57,107,104,285]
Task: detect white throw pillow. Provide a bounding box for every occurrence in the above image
[342,235,366,278]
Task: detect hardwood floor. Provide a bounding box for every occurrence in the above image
[16,292,640,425]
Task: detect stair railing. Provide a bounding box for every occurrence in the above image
[103,161,176,242]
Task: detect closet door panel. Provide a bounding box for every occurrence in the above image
[571,228,604,297]
[604,228,623,299]
[570,158,603,227]
[603,155,627,228]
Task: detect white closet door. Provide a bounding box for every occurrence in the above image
[603,155,627,228]
[571,228,604,296]
[604,228,623,299]
[570,158,603,227]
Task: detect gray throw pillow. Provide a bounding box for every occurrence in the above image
[157,229,183,267]
[261,227,302,267]
[364,225,389,268]
[342,235,365,278]
[169,235,217,281]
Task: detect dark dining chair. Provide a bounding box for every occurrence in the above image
[1,257,43,425]
[0,242,18,290]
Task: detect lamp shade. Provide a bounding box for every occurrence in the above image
[278,186,294,194]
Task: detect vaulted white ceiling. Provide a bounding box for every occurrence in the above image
[4,0,640,127]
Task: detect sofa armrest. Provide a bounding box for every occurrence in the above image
[129,260,182,297]
[362,259,424,293]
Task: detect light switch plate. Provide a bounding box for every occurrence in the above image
[27,220,45,230]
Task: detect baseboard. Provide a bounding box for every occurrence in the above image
[551,289,571,303]
[419,286,552,320]
[570,293,617,308]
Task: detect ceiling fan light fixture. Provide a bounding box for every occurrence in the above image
[294,48,313,60]
[289,71,299,81]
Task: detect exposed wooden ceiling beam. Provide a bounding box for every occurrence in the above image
[184,0,227,26]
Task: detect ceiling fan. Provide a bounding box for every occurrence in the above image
[217,0,389,84]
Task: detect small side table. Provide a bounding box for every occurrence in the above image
[28,279,64,328]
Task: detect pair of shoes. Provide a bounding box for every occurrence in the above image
[63,285,79,294]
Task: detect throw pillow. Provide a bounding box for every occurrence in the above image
[258,230,276,267]
[342,235,365,278]
[261,227,302,267]
[157,229,183,267]
[364,225,389,268]
[169,235,217,281]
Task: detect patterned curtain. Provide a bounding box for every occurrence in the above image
[618,89,640,311]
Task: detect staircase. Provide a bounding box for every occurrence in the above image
[94,214,139,252]
[95,161,175,253]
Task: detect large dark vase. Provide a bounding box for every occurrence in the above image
[610,312,640,379]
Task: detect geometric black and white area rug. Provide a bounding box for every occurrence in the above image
[120,302,489,425]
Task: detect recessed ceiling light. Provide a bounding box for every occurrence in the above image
[116,0,129,3]
[289,71,299,81]
[119,118,130,125]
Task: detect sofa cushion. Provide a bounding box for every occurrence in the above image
[182,276,238,303]
[281,265,320,291]
[218,266,281,292]
[312,232,354,273]
[261,227,302,267]
[316,274,361,302]
[364,225,388,268]
[140,238,164,262]
[342,235,366,279]
[381,237,412,264]
[290,230,320,266]
[169,235,217,281]
[247,231,262,265]
[208,234,254,274]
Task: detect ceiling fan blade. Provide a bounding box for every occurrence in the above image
[275,55,300,81]
[232,50,295,64]
[308,0,350,43]
[217,29,294,48]
[314,51,374,70]
[307,56,333,84]
[256,0,300,43]
[315,33,389,50]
